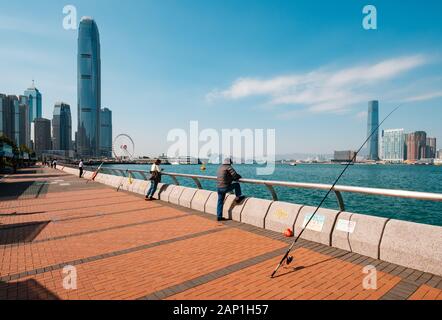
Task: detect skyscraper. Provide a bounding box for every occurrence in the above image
[381,129,405,163]
[52,102,72,151]
[34,118,52,156]
[367,101,379,161]
[406,131,427,161]
[23,81,42,123]
[19,103,31,148]
[77,17,101,158]
[0,94,7,138]
[100,108,112,158]
[426,137,437,159]
[8,95,20,146]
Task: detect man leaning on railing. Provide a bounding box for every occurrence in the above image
[216,158,246,222]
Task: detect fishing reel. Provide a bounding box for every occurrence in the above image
[286,255,294,265]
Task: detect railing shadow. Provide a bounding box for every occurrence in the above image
[0,279,60,300]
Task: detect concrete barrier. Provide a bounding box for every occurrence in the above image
[332,212,388,259]
[135,181,149,195]
[205,192,220,215]
[168,186,186,205]
[241,198,273,228]
[191,190,214,212]
[179,188,199,208]
[265,202,303,233]
[294,206,340,246]
[223,195,249,221]
[380,220,442,276]
[155,184,173,201]
[83,171,93,179]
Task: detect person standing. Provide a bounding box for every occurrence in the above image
[52,160,57,170]
[79,159,84,178]
[145,159,162,201]
[216,158,246,222]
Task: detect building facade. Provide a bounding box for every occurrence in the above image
[426,137,437,159]
[367,100,380,161]
[0,94,7,139]
[34,118,52,156]
[19,103,31,148]
[406,131,427,161]
[381,129,405,163]
[52,102,72,151]
[23,82,42,123]
[333,150,357,162]
[100,108,112,158]
[77,17,101,158]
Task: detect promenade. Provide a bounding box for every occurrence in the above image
[0,167,441,300]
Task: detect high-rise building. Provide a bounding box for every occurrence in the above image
[381,129,405,163]
[52,102,72,151]
[8,95,20,146]
[19,103,31,148]
[23,81,42,123]
[426,137,437,159]
[34,118,52,156]
[333,150,357,162]
[100,108,112,158]
[0,94,7,138]
[77,17,101,158]
[367,101,379,161]
[406,131,427,161]
[437,149,442,160]
[18,95,31,148]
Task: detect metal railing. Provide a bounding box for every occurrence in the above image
[92,167,442,211]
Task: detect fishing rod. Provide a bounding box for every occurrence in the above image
[87,161,104,184]
[270,104,402,278]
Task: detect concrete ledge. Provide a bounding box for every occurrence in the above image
[241,198,273,228]
[265,202,303,233]
[205,192,220,216]
[191,190,214,212]
[332,212,388,259]
[294,206,340,246]
[169,186,186,205]
[156,184,174,201]
[380,220,442,276]
[223,195,249,221]
[83,171,93,179]
[179,188,199,208]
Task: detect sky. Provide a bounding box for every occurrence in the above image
[0,0,441,157]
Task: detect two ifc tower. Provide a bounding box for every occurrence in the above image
[77,17,111,158]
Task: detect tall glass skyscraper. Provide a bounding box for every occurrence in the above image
[367,100,380,160]
[23,82,42,123]
[381,129,405,163]
[77,17,101,158]
[100,108,113,158]
[52,102,72,151]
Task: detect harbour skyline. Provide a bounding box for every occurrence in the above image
[0,1,441,156]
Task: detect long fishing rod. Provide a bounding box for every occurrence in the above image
[270,104,402,278]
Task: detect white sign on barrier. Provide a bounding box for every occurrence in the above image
[336,219,356,233]
[302,214,325,232]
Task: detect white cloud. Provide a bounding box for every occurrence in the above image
[207,55,429,117]
[402,90,442,102]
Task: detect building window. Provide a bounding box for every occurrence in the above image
[81,75,92,80]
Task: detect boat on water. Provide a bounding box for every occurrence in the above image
[289,162,297,167]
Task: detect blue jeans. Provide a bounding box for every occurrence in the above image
[146,181,159,198]
[217,183,242,219]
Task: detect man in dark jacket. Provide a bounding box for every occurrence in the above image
[216,158,246,221]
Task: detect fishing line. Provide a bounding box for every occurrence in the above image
[270,104,402,278]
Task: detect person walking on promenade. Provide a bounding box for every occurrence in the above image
[52,159,57,170]
[145,159,162,201]
[79,159,84,178]
[216,158,246,222]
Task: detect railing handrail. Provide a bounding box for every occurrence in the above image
[60,163,442,210]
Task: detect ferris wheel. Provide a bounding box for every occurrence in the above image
[112,134,135,160]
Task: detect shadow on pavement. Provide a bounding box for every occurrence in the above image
[0,221,51,245]
[0,279,60,300]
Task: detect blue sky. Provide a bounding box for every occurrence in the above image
[0,0,441,156]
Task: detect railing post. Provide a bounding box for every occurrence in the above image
[170,175,180,186]
[265,184,278,201]
[192,178,203,189]
[334,190,345,211]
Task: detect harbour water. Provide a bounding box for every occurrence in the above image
[104,163,442,227]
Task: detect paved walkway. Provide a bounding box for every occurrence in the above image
[0,167,441,300]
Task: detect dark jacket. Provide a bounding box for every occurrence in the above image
[217,164,242,189]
